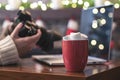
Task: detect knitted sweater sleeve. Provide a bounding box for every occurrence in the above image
[0,36,20,65]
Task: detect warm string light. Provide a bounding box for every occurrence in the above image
[0,0,120,10]
[92,8,98,14]
[114,3,120,9]
[92,20,98,29]
[0,3,1,8]
[21,0,28,3]
[41,3,47,11]
[91,40,97,46]
[100,8,106,14]
[98,44,104,50]
[30,2,38,9]
[78,0,83,5]
[104,1,111,6]
[19,6,25,10]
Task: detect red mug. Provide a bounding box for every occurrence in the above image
[62,40,88,72]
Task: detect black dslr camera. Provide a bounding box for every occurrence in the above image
[11,10,62,51]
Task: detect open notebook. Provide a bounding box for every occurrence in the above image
[32,5,114,66]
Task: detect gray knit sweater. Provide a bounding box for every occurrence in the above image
[0,36,19,65]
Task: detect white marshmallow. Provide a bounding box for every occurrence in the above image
[63,32,88,40]
[69,32,81,40]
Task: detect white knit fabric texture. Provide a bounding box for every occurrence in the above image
[0,36,20,65]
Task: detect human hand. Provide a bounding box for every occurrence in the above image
[10,23,41,57]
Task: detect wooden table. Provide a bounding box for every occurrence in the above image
[0,58,120,80]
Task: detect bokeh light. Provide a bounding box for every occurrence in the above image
[92,8,98,14]
[91,40,97,46]
[98,44,104,50]
[100,8,106,14]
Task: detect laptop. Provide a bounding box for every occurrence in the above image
[32,5,114,66]
[80,4,114,64]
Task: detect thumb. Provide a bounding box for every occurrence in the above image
[11,23,23,37]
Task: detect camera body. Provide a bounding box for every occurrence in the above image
[12,10,37,37]
[11,10,62,51]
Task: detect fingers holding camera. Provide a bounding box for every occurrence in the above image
[19,30,41,57]
[24,29,41,43]
[10,23,23,38]
[10,23,41,57]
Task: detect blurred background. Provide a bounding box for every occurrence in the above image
[0,0,120,35]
